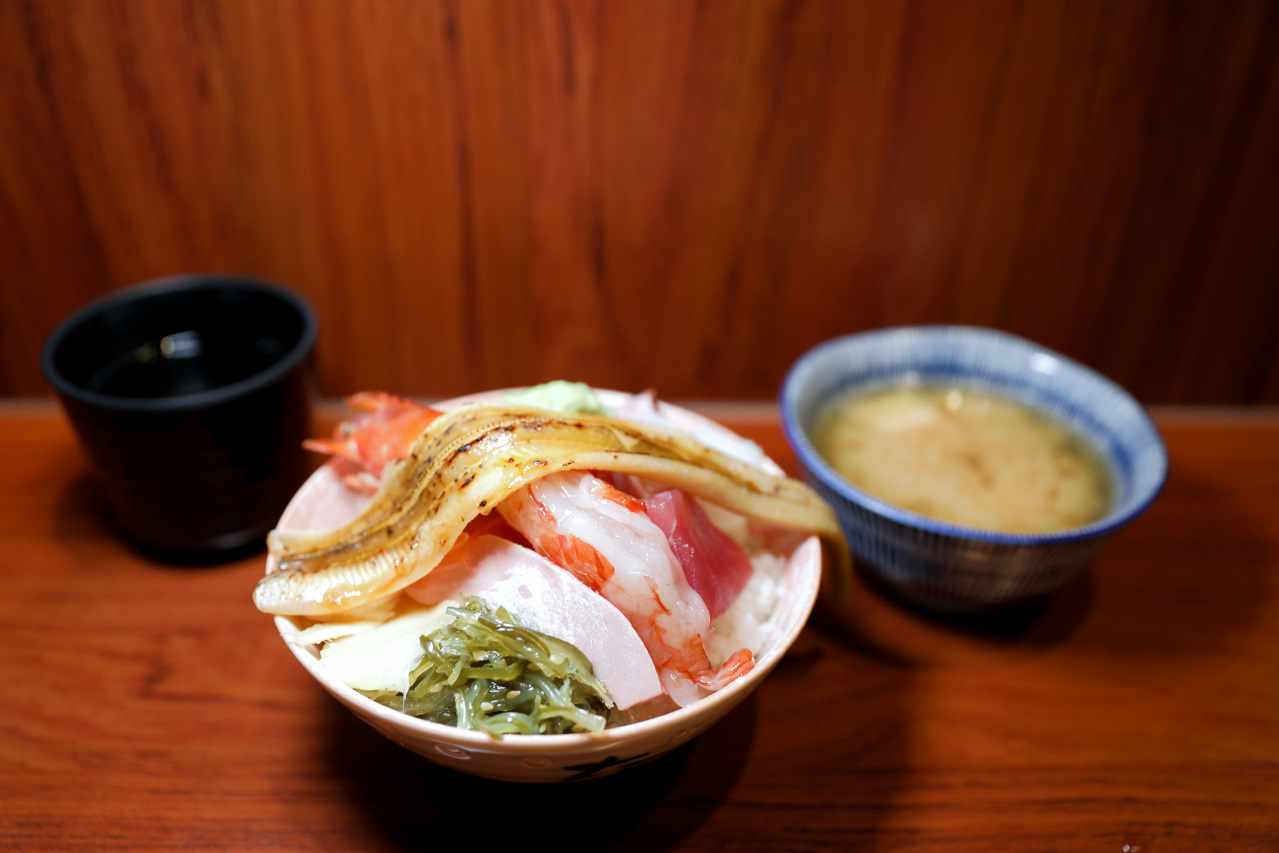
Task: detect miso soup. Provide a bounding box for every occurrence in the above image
[813,385,1113,533]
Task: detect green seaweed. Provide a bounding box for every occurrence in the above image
[360,596,614,737]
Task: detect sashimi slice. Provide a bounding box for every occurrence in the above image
[405,535,665,711]
[273,464,373,539]
[643,488,753,620]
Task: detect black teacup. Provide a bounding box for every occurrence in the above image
[42,274,318,562]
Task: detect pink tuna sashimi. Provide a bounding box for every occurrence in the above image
[642,489,753,620]
[404,534,664,711]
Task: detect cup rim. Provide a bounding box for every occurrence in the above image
[778,325,1169,546]
[41,273,318,414]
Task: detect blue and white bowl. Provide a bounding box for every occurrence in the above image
[779,326,1168,611]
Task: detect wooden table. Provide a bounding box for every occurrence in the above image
[2,401,1277,851]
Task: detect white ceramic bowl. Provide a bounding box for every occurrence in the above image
[780,327,1167,611]
[270,390,823,782]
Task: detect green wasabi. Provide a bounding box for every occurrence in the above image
[504,380,611,416]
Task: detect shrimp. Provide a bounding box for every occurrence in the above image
[498,471,754,707]
[304,392,441,493]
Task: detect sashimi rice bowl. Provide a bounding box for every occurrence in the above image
[255,383,847,781]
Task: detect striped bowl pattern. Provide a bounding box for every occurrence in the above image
[780,326,1168,611]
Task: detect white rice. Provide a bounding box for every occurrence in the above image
[705,550,788,667]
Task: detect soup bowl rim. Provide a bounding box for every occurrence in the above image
[779,324,1168,547]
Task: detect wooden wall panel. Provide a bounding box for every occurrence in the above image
[3,0,1278,403]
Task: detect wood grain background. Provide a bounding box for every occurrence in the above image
[3,0,1278,404]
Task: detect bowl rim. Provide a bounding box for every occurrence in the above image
[779,325,1169,545]
[41,273,317,414]
[270,389,824,755]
